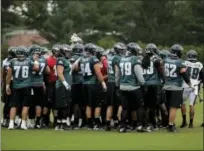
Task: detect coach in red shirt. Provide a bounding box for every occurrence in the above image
[42,45,59,127]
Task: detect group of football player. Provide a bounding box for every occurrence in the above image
[1,35,204,133]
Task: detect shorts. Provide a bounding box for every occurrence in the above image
[183,87,197,106]
[83,84,104,108]
[144,85,163,108]
[165,90,183,108]
[119,89,144,111]
[106,82,116,106]
[55,85,71,109]
[31,87,45,107]
[10,87,31,108]
[45,82,56,108]
[71,83,83,105]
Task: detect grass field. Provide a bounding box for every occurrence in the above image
[1,102,203,150]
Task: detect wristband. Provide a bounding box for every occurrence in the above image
[6,85,10,89]
[34,61,39,65]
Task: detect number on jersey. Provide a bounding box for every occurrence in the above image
[187,67,200,80]
[14,66,29,78]
[164,63,177,77]
[143,61,154,75]
[80,63,92,76]
[108,61,114,74]
[120,62,131,76]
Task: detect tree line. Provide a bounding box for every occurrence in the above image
[1,0,204,61]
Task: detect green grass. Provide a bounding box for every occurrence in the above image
[1,102,203,150]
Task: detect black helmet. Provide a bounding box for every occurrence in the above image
[159,49,170,59]
[8,46,17,59]
[127,42,142,56]
[114,42,126,56]
[84,43,97,55]
[170,44,183,58]
[58,44,72,58]
[95,46,105,59]
[145,43,158,55]
[29,44,41,56]
[16,46,27,59]
[187,49,197,61]
[41,47,49,55]
[72,43,84,55]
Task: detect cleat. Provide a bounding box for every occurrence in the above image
[119,127,126,133]
[180,122,187,128]
[188,124,193,128]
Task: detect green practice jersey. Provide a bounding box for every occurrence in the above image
[164,57,185,87]
[143,55,162,85]
[9,58,33,89]
[80,56,99,84]
[119,56,141,87]
[72,55,83,84]
[56,57,72,88]
[31,57,47,87]
[107,54,121,82]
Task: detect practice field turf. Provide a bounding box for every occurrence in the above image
[1,102,203,150]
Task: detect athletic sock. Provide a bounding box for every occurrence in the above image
[95,117,101,126]
[87,118,93,128]
[182,115,186,123]
[106,120,111,126]
[190,119,193,125]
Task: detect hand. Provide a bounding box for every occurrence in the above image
[62,81,71,91]
[6,85,11,95]
[101,81,107,92]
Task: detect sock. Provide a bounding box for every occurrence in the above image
[182,115,186,123]
[95,118,101,126]
[87,118,93,128]
[190,119,193,125]
[106,120,111,126]
[36,117,41,123]
[21,120,26,126]
[9,119,14,125]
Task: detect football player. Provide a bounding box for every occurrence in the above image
[75,43,107,129]
[163,44,192,132]
[6,46,40,130]
[42,45,59,127]
[1,46,17,127]
[180,50,203,128]
[30,45,50,129]
[70,43,84,128]
[55,44,72,130]
[142,43,166,131]
[115,42,145,133]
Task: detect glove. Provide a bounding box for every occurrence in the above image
[101,81,107,92]
[62,81,71,91]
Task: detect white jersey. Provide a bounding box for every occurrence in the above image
[183,60,203,95]
[2,58,10,69]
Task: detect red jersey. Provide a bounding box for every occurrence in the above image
[100,56,107,76]
[47,56,57,82]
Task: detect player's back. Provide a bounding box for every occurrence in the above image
[164,55,184,88]
[183,60,203,87]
